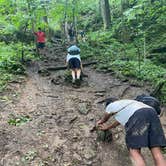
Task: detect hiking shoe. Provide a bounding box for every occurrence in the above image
[75,79,81,86]
[72,79,76,84]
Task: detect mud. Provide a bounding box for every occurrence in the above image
[0,42,166,166]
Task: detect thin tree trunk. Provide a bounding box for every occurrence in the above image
[72,0,78,43]
[100,0,111,29]
[143,33,146,62]
[63,0,68,42]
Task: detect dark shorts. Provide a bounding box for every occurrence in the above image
[125,108,166,149]
[37,42,45,49]
[68,58,81,69]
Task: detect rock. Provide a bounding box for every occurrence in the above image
[72,135,78,140]
[84,148,96,160]
[114,134,119,139]
[64,163,72,166]
[51,78,61,85]
[84,161,93,165]
[78,103,90,115]
[96,129,113,143]
[73,153,82,161]
[95,93,104,97]
[38,69,50,76]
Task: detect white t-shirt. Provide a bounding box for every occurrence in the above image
[66,54,81,62]
[105,99,152,126]
[66,45,81,62]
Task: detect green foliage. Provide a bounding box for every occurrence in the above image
[0,41,37,90]
[97,59,166,103]
[21,150,37,163]
[0,42,26,74]
[0,72,13,91]
[8,115,31,126]
[64,70,72,83]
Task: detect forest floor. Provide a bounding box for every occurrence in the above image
[0,41,166,166]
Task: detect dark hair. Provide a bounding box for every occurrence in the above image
[38,27,41,31]
[105,97,118,107]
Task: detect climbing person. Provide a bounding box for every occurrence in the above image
[66,44,83,86]
[68,24,75,42]
[34,27,46,55]
[96,98,166,166]
[79,30,86,42]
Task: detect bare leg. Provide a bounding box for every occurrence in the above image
[39,48,44,56]
[76,69,81,79]
[150,147,166,166]
[129,148,146,166]
[71,70,76,83]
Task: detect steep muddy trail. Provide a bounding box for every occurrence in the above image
[0,42,166,166]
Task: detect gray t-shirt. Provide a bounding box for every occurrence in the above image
[105,99,152,126]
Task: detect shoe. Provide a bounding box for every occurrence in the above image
[75,79,81,86]
[72,79,76,83]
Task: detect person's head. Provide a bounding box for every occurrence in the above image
[69,41,77,47]
[38,27,42,31]
[105,97,118,108]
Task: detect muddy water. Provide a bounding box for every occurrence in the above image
[0,45,166,166]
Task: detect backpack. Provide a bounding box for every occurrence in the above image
[135,94,161,115]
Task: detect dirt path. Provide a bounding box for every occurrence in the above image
[0,43,166,166]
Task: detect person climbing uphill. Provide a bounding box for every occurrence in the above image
[68,24,75,42]
[34,27,46,55]
[97,98,166,166]
[66,44,83,86]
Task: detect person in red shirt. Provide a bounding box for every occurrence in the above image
[34,27,46,55]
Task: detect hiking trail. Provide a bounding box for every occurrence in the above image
[0,41,166,166]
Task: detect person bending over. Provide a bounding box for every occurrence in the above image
[97,98,166,166]
[66,44,83,85]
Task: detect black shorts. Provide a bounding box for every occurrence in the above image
[37,42,45,48]
[125,108,166,149]
[68,58,81,69]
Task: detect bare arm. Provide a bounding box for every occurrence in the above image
[96,113,111,125]
[99,120,120,131]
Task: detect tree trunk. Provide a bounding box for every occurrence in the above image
[100,0,111,30]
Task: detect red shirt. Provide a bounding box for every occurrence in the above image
[35,31,46,43]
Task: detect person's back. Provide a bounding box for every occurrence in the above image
[98,98,166,166]
[66,45,82,85]
[67,45,80,56]
[68,26,74,41]
[106,99,152,126]
[34,28,46,43]
[34,27,46,55]
[35,31,45,43]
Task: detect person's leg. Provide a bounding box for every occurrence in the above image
[150,147,166,166]
[129,148,146,166]
[76,69,81,79]
[40,47,45,55]
[71,70,76,83]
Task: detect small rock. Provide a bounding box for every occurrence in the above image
[95,93,104,97]
[73,135,78,140]
[114,134,119,139]
[73,153,82,161]
[84,148,96,160]
[38,69,50,76]
[78,103,90,115]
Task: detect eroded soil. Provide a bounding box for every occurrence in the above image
[0,42,166,166]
